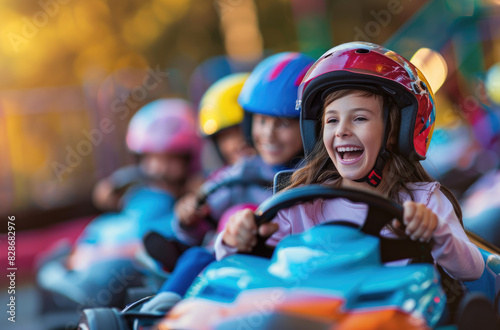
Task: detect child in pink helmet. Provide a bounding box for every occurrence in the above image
[92,98,203,212]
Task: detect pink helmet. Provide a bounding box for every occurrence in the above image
[126,98,202,172]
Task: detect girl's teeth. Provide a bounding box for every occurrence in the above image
[336,146,363,152]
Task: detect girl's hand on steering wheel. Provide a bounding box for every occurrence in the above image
[401,201,438,242]
[222,209,279,252]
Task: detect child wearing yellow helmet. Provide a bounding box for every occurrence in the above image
[199,73,256,167]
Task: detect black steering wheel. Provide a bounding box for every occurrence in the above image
[193,174,271,228]
[249,185,432,263]
[195,175,271,207]
[143,174,272,268]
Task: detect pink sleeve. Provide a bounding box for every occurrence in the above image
[426,187,484,281]
[214,231,239,261]
[214,208,294,261]
[265,208,293,246]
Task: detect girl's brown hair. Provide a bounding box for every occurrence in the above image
[287,89,463,225]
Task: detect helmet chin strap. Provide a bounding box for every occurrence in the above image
[353,95,391,188]
[353,147,390,187]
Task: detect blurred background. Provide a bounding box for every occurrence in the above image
[1,0,500,328]
[1,0,499,230]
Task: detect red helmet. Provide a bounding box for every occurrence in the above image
[297,42,436,161]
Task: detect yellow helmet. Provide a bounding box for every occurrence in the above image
[199,72,249,137]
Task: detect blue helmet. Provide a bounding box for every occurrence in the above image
[238,52,314,118]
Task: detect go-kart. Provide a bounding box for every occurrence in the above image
[36,184,177,330]
[78,185,500,330]
[422,125,488,198]
[38,169,272,330]
[462,170,500,248]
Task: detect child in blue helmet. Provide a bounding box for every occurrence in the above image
[171,52,314,245]
[141,53,314,311]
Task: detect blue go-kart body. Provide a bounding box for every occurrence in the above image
[157,232,500,329]
[37,185,176,328]
[166,225,446,329]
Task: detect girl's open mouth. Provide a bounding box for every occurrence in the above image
[336,146,364,165]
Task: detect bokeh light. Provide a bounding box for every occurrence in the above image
[485,62,500,104]
[410,48,448,93]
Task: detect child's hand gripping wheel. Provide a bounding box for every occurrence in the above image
[248,185,432,263]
